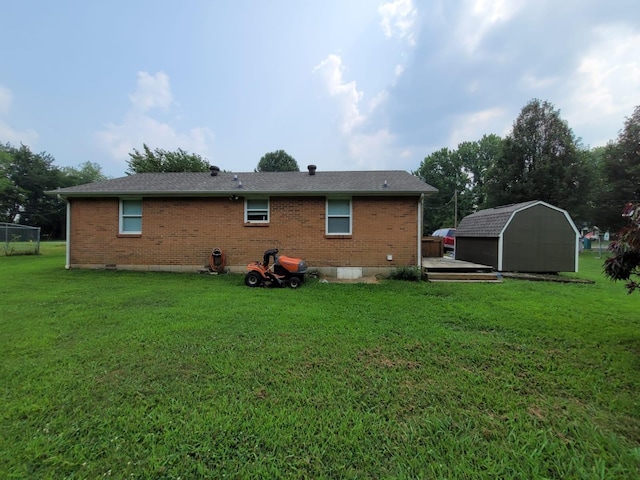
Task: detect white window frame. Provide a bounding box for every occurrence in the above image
[119,199,142,234]
[245,197,270,223]
[326,197,352,235]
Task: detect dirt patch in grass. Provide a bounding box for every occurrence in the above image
[318,276,381,284]
[357,347,422,370]
[501,272,595,283]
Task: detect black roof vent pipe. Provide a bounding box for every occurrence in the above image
[307,165,317,176]
[210,165,220,176]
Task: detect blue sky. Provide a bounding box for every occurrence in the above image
[1,0,639,178]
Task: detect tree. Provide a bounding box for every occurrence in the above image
[0,143,67,238]
[415,148,464,234]
[485,99,591,216]
[255,150,299,172]
[597,106,640,232]
[414,135,503,234]
[126,144,209,174]
[456,134,503,212]
[61,161,109,185]
[0,144,14,216]
[604,202,640,294]
[1,143,110,238]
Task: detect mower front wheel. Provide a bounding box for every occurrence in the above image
[288,276,302,289]
[245,271,262,287]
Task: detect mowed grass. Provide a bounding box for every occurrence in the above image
[1,244,639,479]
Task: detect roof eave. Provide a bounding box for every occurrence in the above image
[50,189,435,198]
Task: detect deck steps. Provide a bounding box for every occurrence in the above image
[425,271,502,282]
[422,257,502,283]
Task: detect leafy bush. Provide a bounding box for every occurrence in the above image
[388,265,423,281]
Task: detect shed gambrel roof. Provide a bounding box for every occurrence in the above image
[456,200,544,237]
[48,170,437,198]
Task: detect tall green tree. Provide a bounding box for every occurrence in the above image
[598,105,640,232]
[126,144,209,174]
[0,145,14,215]
[61,161,109,185]
[415,135,503,234]
[456,134,503,212]
[0,143,67,237]
[485,99,591,216]
[255,150,299,172]
[1,143,109,238]
[414,147,469,234]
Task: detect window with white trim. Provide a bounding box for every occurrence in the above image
[245,198,269,223]
[119,199,142,234]
[326,198,352,235]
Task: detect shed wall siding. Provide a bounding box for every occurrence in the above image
[455,238,499,268]
[502,204,576,272]
[68,196,419,270]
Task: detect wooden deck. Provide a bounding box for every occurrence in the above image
[422,257,502,283]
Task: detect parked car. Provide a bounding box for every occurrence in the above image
[432,228,456,251]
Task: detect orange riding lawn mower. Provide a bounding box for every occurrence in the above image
[245,248,307,288]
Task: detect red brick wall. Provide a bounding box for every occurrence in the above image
[68,196,420,269]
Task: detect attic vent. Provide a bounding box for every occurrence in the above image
[307,164,317,175]
[209,165,220,176]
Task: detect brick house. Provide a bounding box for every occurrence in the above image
[48,167,437,277]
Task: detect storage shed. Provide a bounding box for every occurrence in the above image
[455,200,579,273]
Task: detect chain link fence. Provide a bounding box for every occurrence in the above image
[1,223,41,255]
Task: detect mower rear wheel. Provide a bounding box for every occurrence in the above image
[288,276,302,289]
[245,271,262,287]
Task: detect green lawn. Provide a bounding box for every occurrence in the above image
[1,244,639,479]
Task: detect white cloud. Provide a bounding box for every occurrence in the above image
[379,0,418,46]
[313,54,365,134]
[0,84,39,145]
[520,73,558,90]
[0,85,12,115]
[400,149,412,159]
[313,55,405,169]
[368,91,388,113]
[97,113,213,162]
[313,55,407,170]
[448,107,507,147]
[313,39,443,170]
[129,71,173,113]
[96,71,213,163]
[565,24,640,145]
[347,129,397,169]
[455,0,523,54]
[0,122,39,146]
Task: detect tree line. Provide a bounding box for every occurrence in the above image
[1,98,638,241]
[415,99,640,236]
[126,146,300,174]
[0,143,301,238]
[0,144,107,238]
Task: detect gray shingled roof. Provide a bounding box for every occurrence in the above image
[455,200,540,237]
[47,170,437,197]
